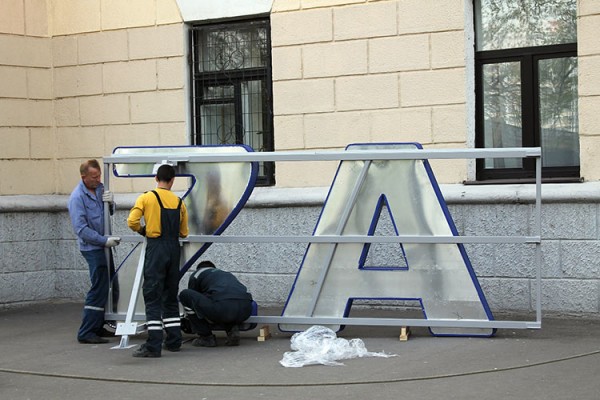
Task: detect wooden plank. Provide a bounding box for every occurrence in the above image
[399,326,410,341]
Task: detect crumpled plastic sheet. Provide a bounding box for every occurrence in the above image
[279,325,397,367]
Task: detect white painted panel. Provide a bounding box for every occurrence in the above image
[176,0,273,22]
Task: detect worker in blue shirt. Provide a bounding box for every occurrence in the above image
[68,159,121,344]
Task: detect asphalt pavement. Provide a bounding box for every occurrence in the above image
[1,301,599,400]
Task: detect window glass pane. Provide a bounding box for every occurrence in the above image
[539,57,579,167]
[199,24,268,72]
[192,19,274,185]
[203,85,234,100]
[200,103,236,145]
[242,80,267,176]
[242,80,264,150]
[475,0,577,51]
[482,62,522,168]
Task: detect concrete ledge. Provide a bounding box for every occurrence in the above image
[2,182,599,314]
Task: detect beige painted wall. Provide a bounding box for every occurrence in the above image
[0,0,185,195]
[578,1,600,181]
[0,0,53,194]
[0,0,598,194]
[270,0,469,186]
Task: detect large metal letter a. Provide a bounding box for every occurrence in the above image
[280,143,494,337]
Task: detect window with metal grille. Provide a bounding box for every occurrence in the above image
[474,0,579,182]
[190,19,274,185]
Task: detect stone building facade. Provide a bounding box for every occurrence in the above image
[1,0,599,318]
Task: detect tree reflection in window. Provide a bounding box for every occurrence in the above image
[474,0,579,180]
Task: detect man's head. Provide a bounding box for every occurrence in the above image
[156,164,176,184]
[196,260,216,270]
[80,159,102,190]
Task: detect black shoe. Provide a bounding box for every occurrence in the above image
[78,336,109,344]
[192,334,217,347]
[225,325,240,346]
[132,344,161,358]
[98,327,116,337]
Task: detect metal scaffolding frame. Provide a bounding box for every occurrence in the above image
[103,146,542,334]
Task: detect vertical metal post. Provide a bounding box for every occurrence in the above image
[103,161,114,318]
[535,155,542,325]
[112,241,147,349]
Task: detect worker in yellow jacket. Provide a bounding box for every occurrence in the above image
[127,164,189,358]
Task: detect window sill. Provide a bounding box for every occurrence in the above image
[464,177,583,185]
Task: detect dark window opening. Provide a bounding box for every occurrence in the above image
[190,19,274,185]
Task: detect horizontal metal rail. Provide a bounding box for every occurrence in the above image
[104,147,541,164]
[118,234,541,244]
[245,316,541,330]
[183,234,541,244]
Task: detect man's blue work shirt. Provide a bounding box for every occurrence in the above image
[68,180,107,251]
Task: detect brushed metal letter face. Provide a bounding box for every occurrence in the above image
[281,143,494,336]
[109,145,257,317]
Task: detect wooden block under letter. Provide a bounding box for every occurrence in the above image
[257,325,272,341]
[399,326,410,341]
[259,326,270,336]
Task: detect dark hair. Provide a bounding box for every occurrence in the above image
[80,159,101,175]
[196,261,216,270]
[156,164,176,182]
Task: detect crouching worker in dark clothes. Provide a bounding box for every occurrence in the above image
[179,261,253,347]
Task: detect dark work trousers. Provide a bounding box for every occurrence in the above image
[78,249,110,341]
[179,289,253,336]
[141,193,183,353]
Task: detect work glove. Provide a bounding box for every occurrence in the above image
[137,226,146,237]
[102,190,114,203]
[105,237,121,247]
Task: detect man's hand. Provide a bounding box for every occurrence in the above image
[105,237,121,247]
[102,191,114,203]
[138,226,146,237]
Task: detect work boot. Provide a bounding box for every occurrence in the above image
[225,325,240,346]
[97,327,115,337]
[192,334,217,347]
[132,344,161,358]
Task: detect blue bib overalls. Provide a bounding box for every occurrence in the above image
[141,191,183,353]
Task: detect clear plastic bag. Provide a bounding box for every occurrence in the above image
[280,325,396,367]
